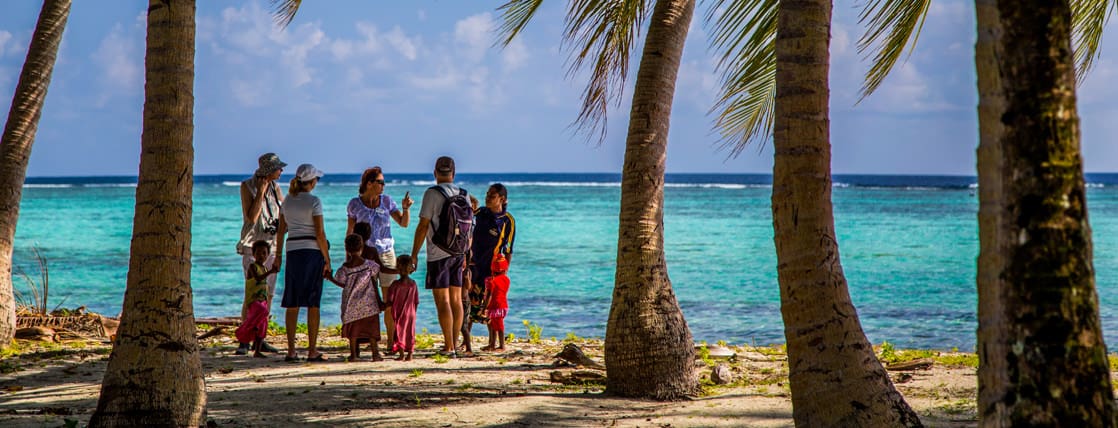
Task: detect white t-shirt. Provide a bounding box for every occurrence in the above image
[419,182,462,262]
[282,192,324,252]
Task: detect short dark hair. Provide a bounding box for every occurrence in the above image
[396,254,412,269]
[252,240,270,252]
[489,183,507,198]
[344,234,364,253]
[353,222,372,242]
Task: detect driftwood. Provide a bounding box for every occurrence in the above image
[549,370,607,385]
[15,326,55,342]
[197,325,228,340]
[17,313,115,339]
[554,344,605,370]
[195,317,242,326]
[886,358,935,371]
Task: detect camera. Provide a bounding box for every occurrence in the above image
[263,218,279,235]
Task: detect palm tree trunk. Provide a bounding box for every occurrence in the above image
[604,0,697,400]
[89,1,204,426]
[0,0,71,351]
[772,0,921,425]
[974,0,1115,425]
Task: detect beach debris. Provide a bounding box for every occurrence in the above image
[15,326,54,342]
[549,370,607,385]
[710,364,734,385]
[195,317,243,326]
[696,344,736,360]
[16,311,113,339]
[554,344,605,370]
[197,325,228,341]
[885,358,934,371]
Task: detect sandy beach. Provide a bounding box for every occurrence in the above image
[0,325,986,427]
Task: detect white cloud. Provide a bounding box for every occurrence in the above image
[92,23,142,104]
[501,38,528,71]
[454,13,495,63]
[282,27,325,87]
[231,79,267,107]
[385,26,418,61]
[0,30,12,57]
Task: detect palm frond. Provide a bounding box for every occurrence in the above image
[1071,0,1114,83]
[270,0,303,29]
[561,0,654,144]
[856,0,931,99]
[706,0,777,156]
[496,0,546,47]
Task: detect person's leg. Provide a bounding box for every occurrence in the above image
[497,326,505,350]
[307,307,320,358]
[448,256,465,353]
[285,307,299,358]
[383,299,395,353]
[348,339,358,362]
[431,288,454,352]
[260,251,279,352]
[460,294,472,353]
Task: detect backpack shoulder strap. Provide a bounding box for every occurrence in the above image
[430,184,452,199]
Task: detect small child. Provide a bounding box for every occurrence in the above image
[235,240,278,358]
[327,234,385,362]
[385,254,419,361]
[482,254,510,352]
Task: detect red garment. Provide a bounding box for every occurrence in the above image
[485,274,509,311]
[387,278,419,352]
[235,300,269,343]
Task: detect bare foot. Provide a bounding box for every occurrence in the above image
[371,353,384,362]
[404,353,413,361]
[495,347,506,352]
[394,353,405,361]
[480,346,494,351]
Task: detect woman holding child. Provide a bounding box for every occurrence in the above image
[346,166,413,350]
[275,163,331,362]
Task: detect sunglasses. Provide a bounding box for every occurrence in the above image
[369,179,386,185]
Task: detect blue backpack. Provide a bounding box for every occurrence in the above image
[430,185,473,255]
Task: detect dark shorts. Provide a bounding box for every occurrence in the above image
[281,249,325,308]
[425,255,465,290]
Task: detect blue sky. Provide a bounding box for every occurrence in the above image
[0,0,1115,176]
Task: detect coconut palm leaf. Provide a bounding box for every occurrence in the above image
[856,0,930,99]
[497,0,546,47]
[1071,0,1113,83]
[270,0,303,28]
[705,0,776,156]
[497,0,653,143]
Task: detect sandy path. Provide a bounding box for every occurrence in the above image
[0,334,980,427]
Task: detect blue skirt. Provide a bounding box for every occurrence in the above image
[282,249,325,308]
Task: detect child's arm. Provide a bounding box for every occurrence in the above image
[374,279,386,310]
[325,269,344,287]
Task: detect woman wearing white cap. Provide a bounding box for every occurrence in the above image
[274,163,331,362]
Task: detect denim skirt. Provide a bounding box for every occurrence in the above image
[281,249,325,308]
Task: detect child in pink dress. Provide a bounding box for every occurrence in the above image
[482,254,510,352]
[327,234,385,362]
[385,254,419,361]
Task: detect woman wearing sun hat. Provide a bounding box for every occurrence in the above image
[235,153,286,355]
[274,163,331,362]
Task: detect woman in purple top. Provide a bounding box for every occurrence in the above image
[346,166,413,350]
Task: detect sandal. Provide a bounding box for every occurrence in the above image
[284,355,300,363]
[306,354,327,362]
[435,350,457,358]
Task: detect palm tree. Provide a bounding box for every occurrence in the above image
[974,0,1115,424]
[766,0,922,424]
[90,1,205,425]
[499,0,698,398]
[0,0,71,351]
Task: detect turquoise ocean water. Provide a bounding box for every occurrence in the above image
[14,173,1118,352]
